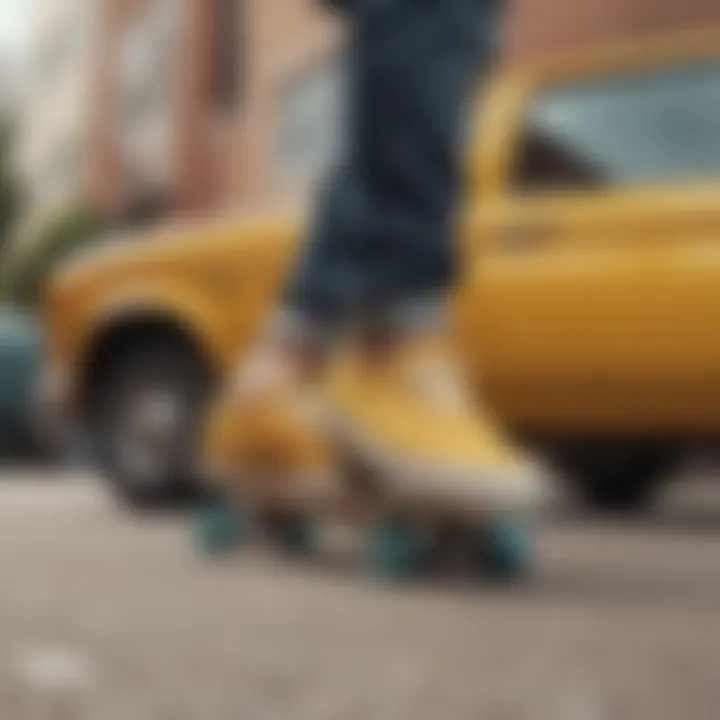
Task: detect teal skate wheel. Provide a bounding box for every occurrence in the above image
[366,519,431,582]
[194,498,248,556]
[475,519,533,580]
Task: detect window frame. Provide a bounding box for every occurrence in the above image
[502,52,720,204]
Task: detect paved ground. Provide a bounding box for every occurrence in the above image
[0,471,718,720]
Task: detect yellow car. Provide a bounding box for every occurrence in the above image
[44,30,720,509]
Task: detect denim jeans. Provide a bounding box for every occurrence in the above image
[282,0,502,345]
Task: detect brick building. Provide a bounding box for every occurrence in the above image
[17,0,720,236]
[17,0,244,235]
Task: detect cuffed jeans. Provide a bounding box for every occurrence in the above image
[281,0,502,347]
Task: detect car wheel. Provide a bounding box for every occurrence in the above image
[88,337,211,509]
[556,443,676,515]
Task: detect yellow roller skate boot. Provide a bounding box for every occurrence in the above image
[326,331,546,579]
[197,349,337,557]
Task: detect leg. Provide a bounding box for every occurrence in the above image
[198,0,544,582]
[284,0,502,343]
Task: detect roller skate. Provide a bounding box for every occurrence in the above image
[326,332,543,580]
[196,336,543,582]
[195,349,337,558]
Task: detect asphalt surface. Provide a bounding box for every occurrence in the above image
[0,470,718,719]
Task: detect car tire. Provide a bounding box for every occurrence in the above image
[556,443,676,515]
[88,336,211,509]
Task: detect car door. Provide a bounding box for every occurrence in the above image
[462,56,720,435]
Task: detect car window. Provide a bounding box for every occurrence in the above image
[513,61,720,192]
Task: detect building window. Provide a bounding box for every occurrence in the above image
[211,0,243,114]
[514,61,720,192]
[276,53,346,193]
[119,0,184,124]
[116,0,185,191]
[35,7,97,95]
[118,0,184,129]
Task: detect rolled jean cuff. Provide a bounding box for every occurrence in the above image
[369,295,448,336]
[270,295,448,355]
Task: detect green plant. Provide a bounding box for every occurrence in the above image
[2,206,100,308]
[0,120,22,259]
